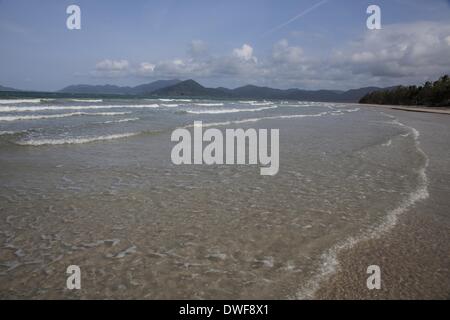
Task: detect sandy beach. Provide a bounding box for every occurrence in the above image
[315,109,450,299]
[316,203,450,299]
[362,104,450,115]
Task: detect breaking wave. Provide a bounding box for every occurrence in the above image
[187,111,329,128]
[16,133,140,146]
[0,112,130,122]
[195,103,224,107]
[159,98,192,102]
[0,104,160,112]
[0,99,42,104]
[0,131,19,136]
[238,101,274,106]
[186,106,278,114]
[68,99,103,103]
[101,117,140,124]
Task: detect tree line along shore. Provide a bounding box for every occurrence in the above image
[359,75,450,108]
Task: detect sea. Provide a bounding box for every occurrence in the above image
[0,97,441,298]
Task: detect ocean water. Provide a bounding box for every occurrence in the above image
[0,98,431,298]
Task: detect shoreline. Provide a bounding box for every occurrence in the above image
[360,103,450,115]
[312,110,450,299]
[314,205,450,299]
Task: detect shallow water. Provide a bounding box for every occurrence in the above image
[0,98,434,298]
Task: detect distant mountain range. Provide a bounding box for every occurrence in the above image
[59,79,181,95]
[58,79,385,102]
[0,85,20,92]
[0,79,387,102]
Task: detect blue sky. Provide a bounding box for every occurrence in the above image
[1,0,450,91]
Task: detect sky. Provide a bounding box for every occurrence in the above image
[0,0,450,91]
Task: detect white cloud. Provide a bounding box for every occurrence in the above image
[93,59,131,78]
[95,59,129,71]
[232,44,257,63]
[91,22,450,89]
[153,58,209,78]
[272,39,304,64]
[136,62,155,76]
[445,35,450,46]
[272,21,450,88]
[350,52,376,63]
[337,22,450,80]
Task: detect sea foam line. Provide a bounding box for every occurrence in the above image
[0,104,160,112]
[0,112,129,122]
[17,133,139,146]
[158,98,192,102]
[185,111,329,128]
[186,106,278,114]
[293,115,429,299]
[68,99,103,103]
[0,131,18,136]
[101,117,140,124]
[194,103,224,107]
[238,101,274,106]
[0,99,42,104]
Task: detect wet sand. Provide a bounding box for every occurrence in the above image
[391,107,450,115]
[362,103,450,115]
[315,206,450,299]
[315,110,450,299]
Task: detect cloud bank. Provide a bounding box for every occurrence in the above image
[92,21,450,89]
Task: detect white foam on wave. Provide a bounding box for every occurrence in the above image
[249,102,274,106]
[187,111,329,128]
[0,112,129,122]
[327,107,360,116]
[0,131,17,136]
[186,106,278,114]
[159,98,191,102]
[294,115,429,299]
[90,112,131,116]
[0,104,159,112]
[161,104,180,107]
[68,99,103,103]
[238,100,275,106]
[195,103,224,107]
[17,132,139,146]
[278,104,315,108]
[101,117,139,124]
[0,99,42,104]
